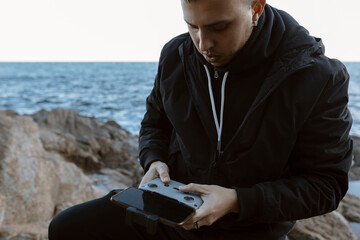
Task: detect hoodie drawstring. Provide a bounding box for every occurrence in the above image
[204,65,229,156]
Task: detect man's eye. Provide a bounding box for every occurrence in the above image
[188,24,198,30]
[213,23,227,31]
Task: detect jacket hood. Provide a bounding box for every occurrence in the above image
[195,4,321,73]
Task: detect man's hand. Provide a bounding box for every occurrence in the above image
[180,183,239,230]
[139,161,170,186]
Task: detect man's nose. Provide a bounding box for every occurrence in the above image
[198,30,214,52]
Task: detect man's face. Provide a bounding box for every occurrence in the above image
[181,0,254,67]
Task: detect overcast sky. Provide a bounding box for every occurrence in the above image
[0,0,359,62]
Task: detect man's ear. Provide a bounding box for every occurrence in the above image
[252,0,266,23]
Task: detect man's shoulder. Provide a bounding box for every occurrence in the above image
[311,55,348,83]
[162,33,190,51]
[286,54,349,97]
[278,38,348,84]
[159,33,190,62]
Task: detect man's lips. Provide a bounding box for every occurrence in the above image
[203,54,219,63]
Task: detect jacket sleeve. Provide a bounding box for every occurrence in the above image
[138,60,173,172]
[138,34,189,173]
[235,64,353,223]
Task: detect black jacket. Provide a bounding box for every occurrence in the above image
[139,4,352,239]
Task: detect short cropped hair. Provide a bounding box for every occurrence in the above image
[183,0,254,4]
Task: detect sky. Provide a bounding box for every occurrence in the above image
[0,0,359,62]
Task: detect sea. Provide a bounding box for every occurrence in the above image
[1,62,360,199]
[0,62,156,135]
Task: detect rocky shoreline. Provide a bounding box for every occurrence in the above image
[0,108,359,239]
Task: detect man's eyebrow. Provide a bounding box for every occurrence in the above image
[184,19,228,28]
[184,20,197,27]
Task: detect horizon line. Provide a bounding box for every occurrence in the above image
[1,60,359,63]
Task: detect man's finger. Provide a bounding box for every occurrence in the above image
[179,183,207,194]
[139,171,155,186]
[157,166,170,183]
[139,161,170,186]
[182,209,207,230]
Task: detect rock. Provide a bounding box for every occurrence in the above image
[288,210,360,240]
[0,113,58,224]
[0,109,143,239]
[0,194,6,227]
[351,136,360,181]
[350,168,360,181]
[46,152,101,208]
[0,222,48,240]
[338,193,360,223]
[88,168,137,195]
[351,222,360,238]
[30,108,143,186]
[353,136,360,162]
[30,108,141,179]
[1,108,359,239]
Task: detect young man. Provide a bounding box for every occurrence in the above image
[49,0,352,239]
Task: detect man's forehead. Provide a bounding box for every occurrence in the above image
[181,0,250,14]
[182,0,253,4]
[182,0,243,25]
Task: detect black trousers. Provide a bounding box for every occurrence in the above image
[48,190,200,240]
[48,190,288,240]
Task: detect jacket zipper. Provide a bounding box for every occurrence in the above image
[212,143,223,167]
[211,144,224,168]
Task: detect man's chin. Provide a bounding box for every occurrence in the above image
[210,56,233,68]
[209,60,228,67]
